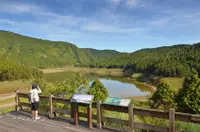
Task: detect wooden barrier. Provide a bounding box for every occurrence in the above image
[1,92,199,132]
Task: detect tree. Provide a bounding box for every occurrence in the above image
[149,82,176,109]
[44,73,89,98]
[87,79,109,102]
[176,69,200,114]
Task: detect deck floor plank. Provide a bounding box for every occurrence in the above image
[0,111,112,132]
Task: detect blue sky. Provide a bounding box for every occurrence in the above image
[0,0,200,52]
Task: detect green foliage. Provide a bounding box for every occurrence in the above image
[0,58,43,81]
[88,43,200,77]
[1,30,200,78]
[0,30,119,68]
[176,69,200,114]
[40,73,89,98]
[150,82,176,109]
[87,79,109,102]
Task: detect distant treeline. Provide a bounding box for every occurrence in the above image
[77,43,200,77]
[0,58,43,81]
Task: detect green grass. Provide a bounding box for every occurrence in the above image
[0,98,16,114]
[0,96,28,114]
[160,77,185,91]
[43,68,123,84]
[42,67,123,77]
[0,98,15,105]
[0,107,15,114]
[44,71,77,83]
[132,73,143,79]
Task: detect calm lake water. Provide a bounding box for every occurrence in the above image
[44,71,155,98]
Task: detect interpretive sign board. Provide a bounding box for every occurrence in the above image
[104,97,131,106]
[71,94,94,104]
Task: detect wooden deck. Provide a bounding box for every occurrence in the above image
[1,92,199,132]
[0,111,112,132]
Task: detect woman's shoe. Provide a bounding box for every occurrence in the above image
[35,117,40,120]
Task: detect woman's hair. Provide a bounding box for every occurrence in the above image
[32,84,38,89]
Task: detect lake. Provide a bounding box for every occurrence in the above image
[44,71,155,98]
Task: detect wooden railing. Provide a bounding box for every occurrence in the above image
[1,92,200,132]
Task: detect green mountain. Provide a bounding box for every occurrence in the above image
[1,30,200,77]
[0,30,119,68]
[91,44,200,77]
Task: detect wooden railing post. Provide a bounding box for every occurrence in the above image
[71,102,74,122]
[96,101,102,129]
[128,104,134,132]
[15,91,19,111]
[169,108,175,132]
[71,102,79,126]
[74,103,79,126]
[87,103,92,129]
[48,95,54,119]
[101,104,105,127]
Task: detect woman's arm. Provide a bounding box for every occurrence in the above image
[37,86,42,94]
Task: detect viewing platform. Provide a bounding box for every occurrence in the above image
[0,111,111,132]
[1,92,200,132]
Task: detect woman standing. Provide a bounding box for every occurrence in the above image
[28,84,42,120]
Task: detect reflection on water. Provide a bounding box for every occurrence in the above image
[87,74,154,98]
[44,72,154,98]
[98,78,150,98]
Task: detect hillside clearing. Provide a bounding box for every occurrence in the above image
[42,67,123,76]
[160,77,185,91]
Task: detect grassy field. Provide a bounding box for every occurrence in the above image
[0,98,15,105]
[42,66,123,77]
[160,77,185,91]
[131,73,144,79]
[44,71,77,83]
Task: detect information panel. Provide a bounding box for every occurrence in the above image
[71,94,94,104]
[104,97,131,106]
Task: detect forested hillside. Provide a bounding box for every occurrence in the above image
[0,30,119,68]
[87,44,200,77]
[0,57,43,81]
[1,30,200,77]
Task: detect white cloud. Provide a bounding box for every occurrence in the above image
[1,0,200,43]
[0,2,87,27]
[148,17,171,28]
[110,0,143,8]
[82,22,144,34]
[187,40,200,44]
[0,2,42,13]
[0,19,18,25]
[111,0,122,4]
[126,0,139,7]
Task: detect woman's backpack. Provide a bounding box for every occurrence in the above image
[28,93,31,102]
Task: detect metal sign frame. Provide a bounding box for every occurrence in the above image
[71,94,94,104]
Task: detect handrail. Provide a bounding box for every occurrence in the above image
[8,92,199,132]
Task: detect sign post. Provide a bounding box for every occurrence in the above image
[88,103,92,128]
[104,97,131,107]
[71,94,94,129]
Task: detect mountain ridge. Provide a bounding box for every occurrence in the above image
[0,30,119,68]
[1,30,200,78]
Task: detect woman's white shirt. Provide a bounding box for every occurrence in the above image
[29,87,42,103]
